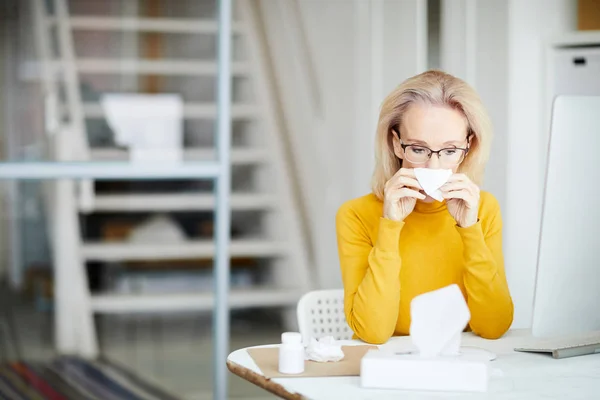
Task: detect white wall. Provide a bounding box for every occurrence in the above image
[505,0,577,328]
[440,0,509,209]
[259,0,428,289]
[257,0,356,290]
[475,0,509,210]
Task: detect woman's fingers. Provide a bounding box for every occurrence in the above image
[385,177,422,193]
[383,169,422,221]
[390,169,422,188]
[441,181,477,196]
[441,189,476,206]
[391,176,422,190]
[391,187,426,200]
[400,168,417,178]
[392,167,417,179]
[443,174,479,195]
[446,173,469,183]
[389,168,418,182]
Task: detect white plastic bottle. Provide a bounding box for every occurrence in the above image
[278,332,305,374]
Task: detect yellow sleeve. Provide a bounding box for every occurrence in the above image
[335,203,404,344]
[456,198,514,339]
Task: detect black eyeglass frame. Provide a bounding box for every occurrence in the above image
[392,128,473,164]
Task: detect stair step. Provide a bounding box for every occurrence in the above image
[73,59,250,76]
[82,102,258,119]
[81,239,287,261]
[47,16,243,34]
[90,193,276,212]
[0,161,220,180]
[90,288,301,313]
[90,148,267,164]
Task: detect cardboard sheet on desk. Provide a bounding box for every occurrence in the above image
[247,345,377,378]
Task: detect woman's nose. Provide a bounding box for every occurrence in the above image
[425,154,442,169]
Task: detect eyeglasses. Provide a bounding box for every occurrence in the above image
[395,130,471,165]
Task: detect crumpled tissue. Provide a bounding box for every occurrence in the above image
[410,284,471,358]
[304,336,345,362]
[414,168,453,202]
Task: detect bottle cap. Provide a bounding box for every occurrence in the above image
[281,332,302,344]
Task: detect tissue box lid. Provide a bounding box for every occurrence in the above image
[361,349,419,360]
[360,350,490,392]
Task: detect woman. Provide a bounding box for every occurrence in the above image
[336,70,513,344]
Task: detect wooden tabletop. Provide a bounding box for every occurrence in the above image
[227,358,303,400]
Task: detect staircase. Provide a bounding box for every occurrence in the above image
[33,0,313,357]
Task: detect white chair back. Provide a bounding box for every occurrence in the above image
[296,289,353,343]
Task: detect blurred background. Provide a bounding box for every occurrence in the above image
[0,0,598,399]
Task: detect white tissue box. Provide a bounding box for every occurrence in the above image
[360,350,489,392]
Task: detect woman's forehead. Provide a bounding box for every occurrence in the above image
[400,104,468,143]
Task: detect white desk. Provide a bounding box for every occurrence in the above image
[227,330,600,399]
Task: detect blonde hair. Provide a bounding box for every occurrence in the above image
[371,70,493,200]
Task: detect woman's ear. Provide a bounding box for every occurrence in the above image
[466,130,474,151]
[391,129,403,159]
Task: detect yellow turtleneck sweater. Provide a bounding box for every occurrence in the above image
[335,191,513,344]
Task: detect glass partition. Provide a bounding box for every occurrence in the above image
[0,177,282,398]
[0,0,268,398]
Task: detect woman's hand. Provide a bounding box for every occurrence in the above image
[440,173,480,228]
[383,168,426,221]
